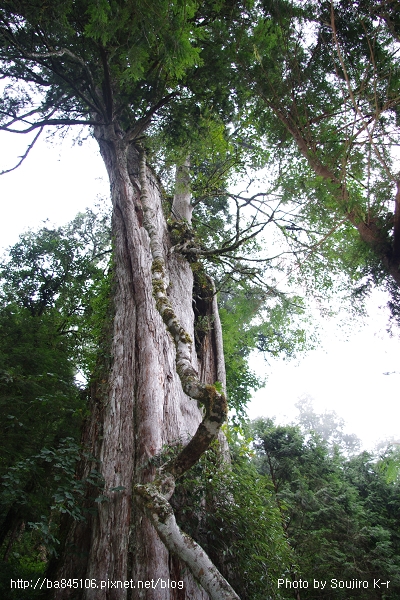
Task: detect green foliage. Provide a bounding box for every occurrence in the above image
[219,288,263,417]
[377,445,400,484]
[295,395,361,455]
[0,206,110,377]
[1,0,399,594]
[170,439,292,600]
[220,284,312,418]
[251,418,400,598]
[231,0,400,313]
[85,0,201,81]
[0,0,237,137]
[0,550,45,600]
[2,439,102,553]
[0,208,109,573]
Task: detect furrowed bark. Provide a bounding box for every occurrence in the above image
[50,131,234,599]
[50,129,215,599]
[138,149,228,476]
[172,158,192,224]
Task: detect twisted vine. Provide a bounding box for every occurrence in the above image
[133,150,239,600]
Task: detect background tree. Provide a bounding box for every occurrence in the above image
[251,417,400,599]
[0,209,109,594]
[294,395,361,454]
[220,0,400,316]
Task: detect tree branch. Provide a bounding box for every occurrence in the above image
[126,92,179,140]
[134,484,240,600]
[0,117,100,133]
[0,24,106,118]
[99,45,114,121]
[0,127,43,175]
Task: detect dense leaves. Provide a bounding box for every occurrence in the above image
[251,417,400,599]
[220,285,311,418]
[169,438,292,600]
[0,209,109,588]
[1,0,400,315]
[228,0,400,310]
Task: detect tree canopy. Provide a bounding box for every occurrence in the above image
[1,0,400,310]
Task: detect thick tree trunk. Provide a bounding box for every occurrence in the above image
[51,133,226,599]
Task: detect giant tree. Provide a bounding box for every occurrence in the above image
[5,1,387,596]
[0,1,274,598]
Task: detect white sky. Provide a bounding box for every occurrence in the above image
[248,300,400,451]
[0,131,107,244]
[1,130,399,451]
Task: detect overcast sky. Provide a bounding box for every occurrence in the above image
[248,299,400,450]
[1,130,399,451]
[0,130,107,245]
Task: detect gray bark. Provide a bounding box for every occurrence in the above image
[172,158,193,224]
[52,134,230,599]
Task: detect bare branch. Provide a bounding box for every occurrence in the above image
[1,117,100,133]
[0,126,43,175]
[182,223,267,258]
[134,485,240,600]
